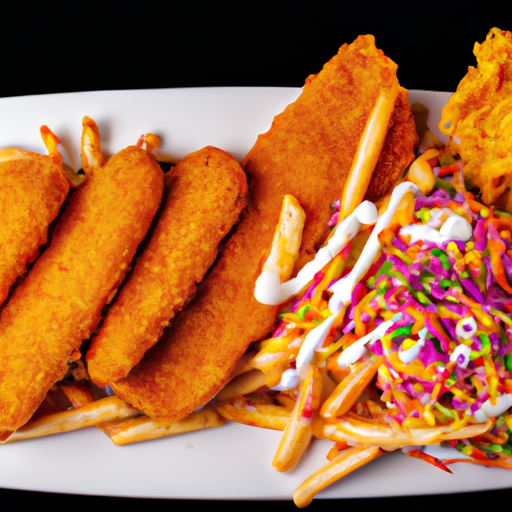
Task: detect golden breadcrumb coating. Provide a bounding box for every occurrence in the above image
[440,28,512,205]
[0,146,163,441]
[86,146,248,386]
[111,35,417,422]
[0,151,69,307]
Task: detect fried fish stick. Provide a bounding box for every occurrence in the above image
[0,133,70,307]
[111,35,417,422]
[0,127,163,441]
[86,146,248,386]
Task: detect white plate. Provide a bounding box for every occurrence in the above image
[0,88,511,500]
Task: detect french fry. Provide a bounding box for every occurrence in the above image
[275,392,297,411]
[228,345,261,378]
[339,85,399,220]
[57,385,225,445]
[320,357,383,419]
[326,441,351,460]
[106,405,225,446]
[25,384,226,445]
[215,369,267,401]
[254,194,306,306]
[215,395,291,431]
[311,412,327,441]
[406,148,438,195]
[323,413,493,447]
[326,443,341,461]
[59,382,96,408]
[292,445,384,508]
[272,366,322,472]
[6,396,141,443]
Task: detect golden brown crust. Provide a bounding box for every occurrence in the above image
[439,28,512,205]
[0,153,70,307]
[111,35,416,423]
[86,146,248,386]
[0,146,163,440]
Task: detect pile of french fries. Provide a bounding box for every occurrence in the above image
[7,382,225,446]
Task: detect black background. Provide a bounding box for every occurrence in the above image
[0,1,507,97]
[1,1,511,509]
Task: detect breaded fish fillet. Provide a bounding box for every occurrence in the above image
[111,35,417,422]
[0,148,69,307]
[0,144,163,441]
[439,28,512,205]
[86,146,248,386]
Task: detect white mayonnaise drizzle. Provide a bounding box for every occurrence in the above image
[255,200,377,306]
[399,208,472,245]
[329,182,420,314]
[398,327,428,364]
[270,368,299,391]
[473,394,512,422]
[254,195,306,306]
[337,313,403,368]
[295,315,336,369]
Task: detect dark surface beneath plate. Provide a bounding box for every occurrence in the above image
[1,0,511,507]
[0,2,508,96]
[1,488,512,509]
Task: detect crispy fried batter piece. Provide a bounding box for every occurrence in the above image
[0,149,70,307]
[111,35,417,422]
[86,146,248,386]
[0,145,163,441]
[439,28,512,205]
